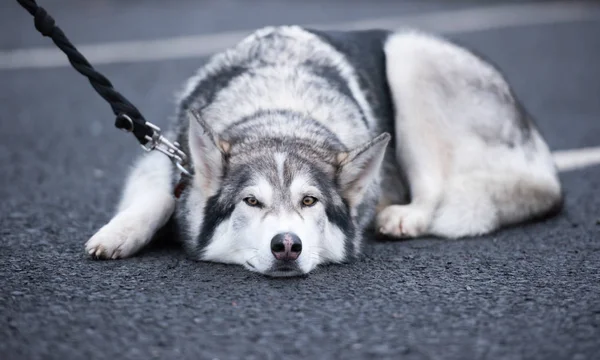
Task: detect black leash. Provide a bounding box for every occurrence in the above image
[16,0,192,178]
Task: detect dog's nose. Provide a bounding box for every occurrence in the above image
[270,232,302,261]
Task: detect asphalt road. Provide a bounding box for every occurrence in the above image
[1,1,599,359]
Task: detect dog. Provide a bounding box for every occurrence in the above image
[85,26,562,277]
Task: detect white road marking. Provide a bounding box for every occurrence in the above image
[553,147,600,172]
[1,1,598,69]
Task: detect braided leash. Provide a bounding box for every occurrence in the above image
[16,0,192,177]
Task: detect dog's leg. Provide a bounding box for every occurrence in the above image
[376,147,445,238]
[376,33,451,238]
[85,151,176,259]
[375,98,447,238]
[429,167,561,238]
[377,31,561,239]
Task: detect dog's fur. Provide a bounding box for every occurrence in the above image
[86,27,562,276]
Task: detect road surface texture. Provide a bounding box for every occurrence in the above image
[1,1,599,359]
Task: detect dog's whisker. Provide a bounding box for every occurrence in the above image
[309,251,329,261]
[310,247,338,258]
[229,247,260,255]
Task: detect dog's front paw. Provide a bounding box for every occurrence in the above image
[85,215,151,260]
[376,205,430,238]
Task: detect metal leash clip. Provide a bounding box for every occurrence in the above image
[117,114,192,177]
[142,122,192,177]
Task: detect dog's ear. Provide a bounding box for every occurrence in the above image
[187,110,231,197]
[336,132,391,208]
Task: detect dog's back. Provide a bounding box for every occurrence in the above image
[174,26,393,153]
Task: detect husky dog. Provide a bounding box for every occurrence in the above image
[86,26,562,276]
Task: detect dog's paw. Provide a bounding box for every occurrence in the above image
[376,205,430,238]
[85,215,151,260]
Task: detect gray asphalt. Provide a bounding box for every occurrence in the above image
[1,1,599,359]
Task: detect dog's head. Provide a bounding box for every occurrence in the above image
[182,112,390,276]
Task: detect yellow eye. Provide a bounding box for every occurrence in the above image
[302,196,318,207]
[243,197,260,207]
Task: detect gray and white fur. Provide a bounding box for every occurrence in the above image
[86,26,562,276]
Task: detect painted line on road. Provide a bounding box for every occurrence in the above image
[553,147,600,172]
[1,1,598,69]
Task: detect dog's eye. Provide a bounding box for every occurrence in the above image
[243,197,261,207]
[302,196,318,207]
